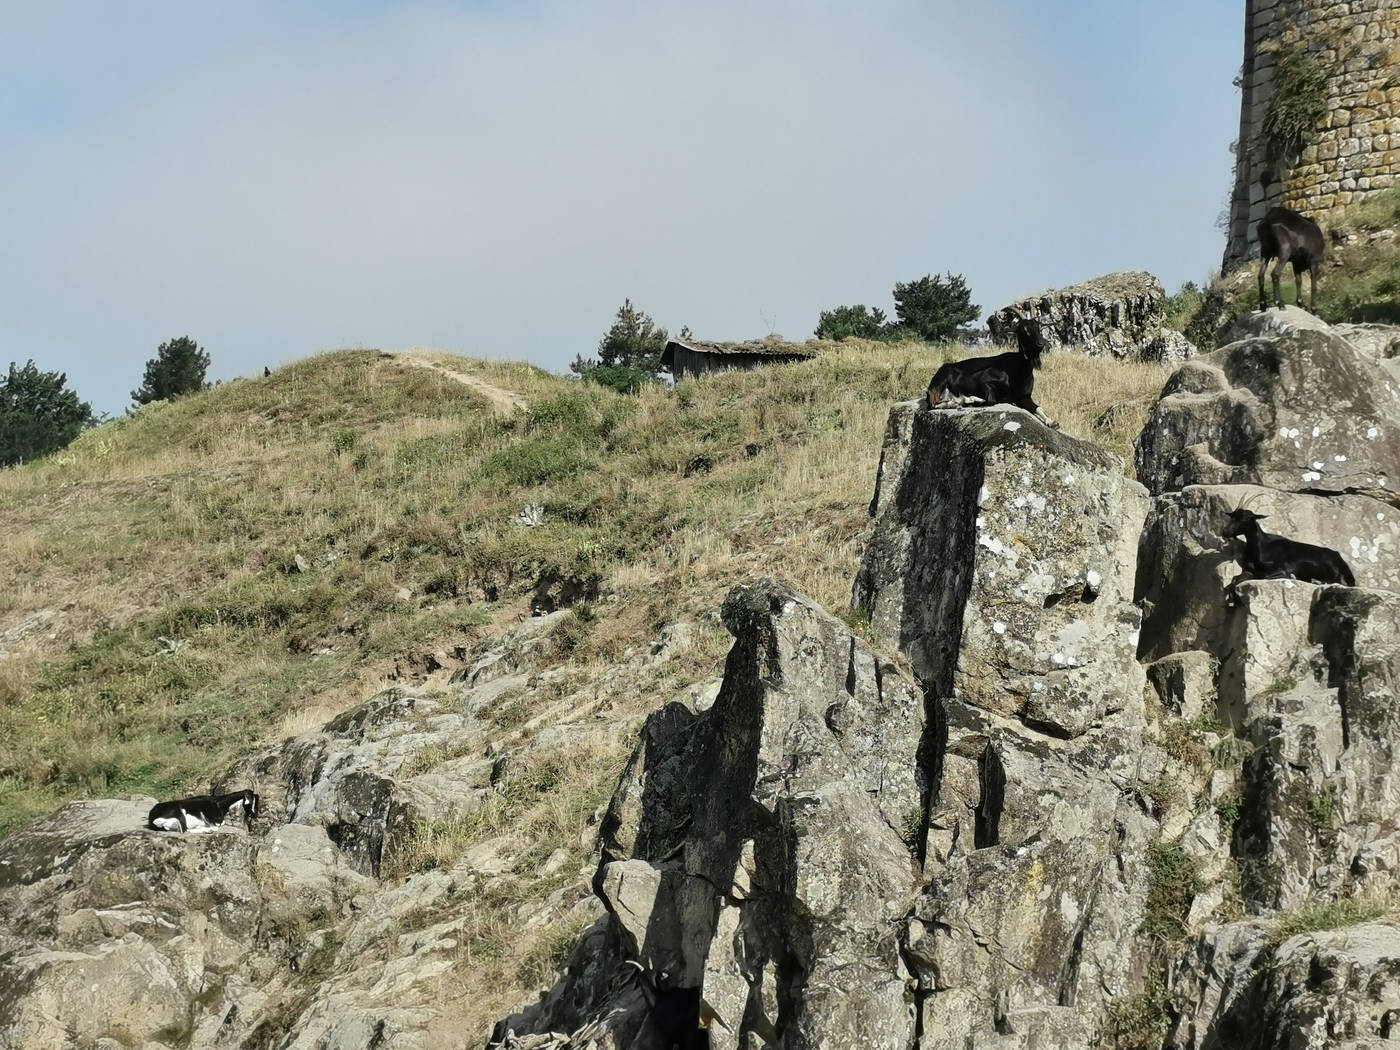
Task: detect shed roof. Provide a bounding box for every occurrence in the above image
[660,338,820,370]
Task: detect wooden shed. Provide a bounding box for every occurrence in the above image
[660,338,818,380]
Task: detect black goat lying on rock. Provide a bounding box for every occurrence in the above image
[1257,206,1325,313]
[1221,508,1354,603]
[925,318,1054,426]
[147,789,259,833]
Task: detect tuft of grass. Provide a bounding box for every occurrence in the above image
[1099,975,1171,1050]
[1140,841,1203,942]
[1307,786,1337,833]
[1265,893,1393,950]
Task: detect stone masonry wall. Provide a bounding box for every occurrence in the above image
[1224,0,1400,266]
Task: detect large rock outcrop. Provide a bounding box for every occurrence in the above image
[494,579,925,1049]
[1129,309,1400,1047]
[0,798,373,1049]
[854,405,1164,1045]
[0,612,623,1050]
[855,404,1147,740]
[1135,320,1400,503]
[988,271,1185,361]
[1135,483,1400,662]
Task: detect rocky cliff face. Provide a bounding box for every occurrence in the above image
[8,312,1400,1049]
[988,272,1194,363]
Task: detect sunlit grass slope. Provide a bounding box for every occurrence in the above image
[0,342,1167,837]
[1170,187,1400,347]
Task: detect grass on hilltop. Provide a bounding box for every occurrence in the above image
[0,341,1165,837]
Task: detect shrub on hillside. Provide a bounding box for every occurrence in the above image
[814,304,888,341]
[573,300,669,391]
[0,359,96,467]
[131,336,211,406]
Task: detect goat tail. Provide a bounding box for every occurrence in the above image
[1341,561,1356,588]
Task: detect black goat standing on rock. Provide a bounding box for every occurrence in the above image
[924,317,1054,427]
[1257,206,1325,313]
[1221,508,1354,604]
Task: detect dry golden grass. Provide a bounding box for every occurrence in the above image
[0,340,1170,837]
[1038,352,1172,469]
[0,338,1180,1045]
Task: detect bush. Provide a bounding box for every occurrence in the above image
[1260,39,1328,163]
[814,304,887,341]
[0,360,96,467]
[131,336,211,406]
[892,272,980,342]
[573,299,668,389]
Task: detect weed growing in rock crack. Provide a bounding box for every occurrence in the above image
[900,804,927,855]
[1307,786,1338,834]
[1160,720,1210,770]
[1265,893,1392,950]
[1098,974,1170,1050]
[1148,774,1188,817]
[1214,788,1244,828]
[1262,673,1298,696]
[398,739,476,779]
[548,604,597,658]
[1211,734,1253,770]
[1140,842,1203,942]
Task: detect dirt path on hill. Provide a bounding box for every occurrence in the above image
[391,352,528,414]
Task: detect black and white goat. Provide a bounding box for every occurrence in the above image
[1221,508,1355,600]
[1257,206,1325,313]
[925,318,1053,426]
[147,789,259,833]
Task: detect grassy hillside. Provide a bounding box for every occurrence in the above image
[1170,187,1400,347]
[0,344,1165,842]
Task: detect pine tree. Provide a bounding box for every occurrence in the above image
[573,300,669,393]
[891,273,980,342]
[131,336,211,406]
[0,360,96,466]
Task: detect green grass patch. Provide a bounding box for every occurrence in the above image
[1266,893,1392,950]
[1140,841,1203,942]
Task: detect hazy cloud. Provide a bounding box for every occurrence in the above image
[1,1,1241,415]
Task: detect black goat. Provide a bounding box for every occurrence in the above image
[1221,509,1354,600]
[925,318,1053,426]
[1257,206,1325,313]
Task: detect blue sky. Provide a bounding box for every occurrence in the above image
[1,1,1243,416]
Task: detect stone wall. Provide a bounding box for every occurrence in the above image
[1223,0,1400,266]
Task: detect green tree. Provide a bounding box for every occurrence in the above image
[0,360,96,467]
[573,300,668,392]
[814,304,887,341]
[131,336,211,406]
[891,272,980,342]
